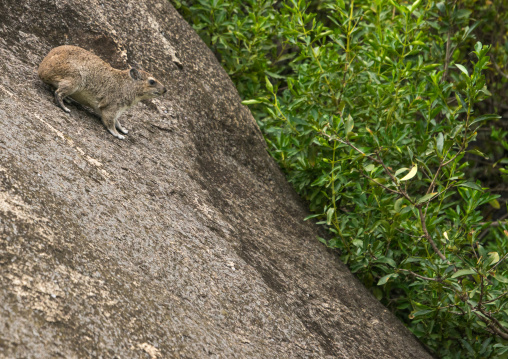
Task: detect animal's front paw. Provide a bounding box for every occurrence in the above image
[108,128,125,140]
[118,127,129,134]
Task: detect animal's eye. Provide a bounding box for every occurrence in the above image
[149,79,156,86]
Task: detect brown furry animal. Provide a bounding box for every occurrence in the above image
[38,45,167,139]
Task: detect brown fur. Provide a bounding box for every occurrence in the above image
[38,45,167,139]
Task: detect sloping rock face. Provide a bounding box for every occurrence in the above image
[0,1,433,358]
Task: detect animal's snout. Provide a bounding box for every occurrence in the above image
[162,87,167,94]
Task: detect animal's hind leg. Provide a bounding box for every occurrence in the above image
[54,80,77,113]
[100,107,125,140]
[115,119,128,134]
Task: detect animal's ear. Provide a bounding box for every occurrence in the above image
[129,68,141,80]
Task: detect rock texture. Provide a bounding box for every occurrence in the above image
[0,0,433,358]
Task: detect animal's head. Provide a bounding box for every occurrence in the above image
[129,68,167,100]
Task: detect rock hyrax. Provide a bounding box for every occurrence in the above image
[38,45,167,139]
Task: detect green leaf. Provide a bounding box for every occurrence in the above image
[455,93,467,110]
[264,70,285,79]
[488,252,500,266]
[494,274,508,283]
[457,182,483,191]
[304,214,321,221]
[352,239,363,248]
[265,76,274,93]
[455,64,469,76]
[489,199,501,209]
[395,167,409,177]
[347,131,358,139]
[318,236,328,245]
[345,115,354,135]
[475,41,483,54]
[467,149,489,159]
[470,114,501,126]
[412,309,433,318]
[394,197,405,213]
[411,40,426,46]
[451,269,476,279]
[312,46,320,58]
[403,257,422,264]
[275,52,297,63]
[387,0,407,13]
[454,9,472,19]
[417,192,437,204]
[409,0,423,13]
[378,273,398,285]
[241,99,262,105]
[421,64,440,70]
[451,124,463,138]
[326,207,335,225]
[400,164,418,181]
[375,257,397,268]
[364,163,375,172]
[436,132,444,154]
[480,86,492,96]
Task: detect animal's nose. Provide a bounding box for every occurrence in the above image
[162,87,167,94]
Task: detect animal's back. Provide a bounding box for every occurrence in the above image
[38,46,117,110]
[38,45,111,86]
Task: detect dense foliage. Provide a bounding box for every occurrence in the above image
[171,0,508,357]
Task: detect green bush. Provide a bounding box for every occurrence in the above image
[171,0,508,357]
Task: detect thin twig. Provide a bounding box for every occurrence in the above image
[440,0,458,83]
[426,97,472,195]
[320,131,413,203]
[426,148,465,195]
[479,213,508,227]
[489,252,508,273]
[483,291,508,305]
[478,307,508,337]
[374,151,412,202]
[398,268,443,282]
[492,61,508,80]
[439,303,466,314]
[360,173,402,196]
[395,228,424,239]
[478,213,508,240]
[479,275,485,307]
[472,311,508,340]
[441,30,452,83]
[418,206,449,263]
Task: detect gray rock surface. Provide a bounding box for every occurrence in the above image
[0,0,433,358]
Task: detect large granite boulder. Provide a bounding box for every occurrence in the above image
[0,0,432,357]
